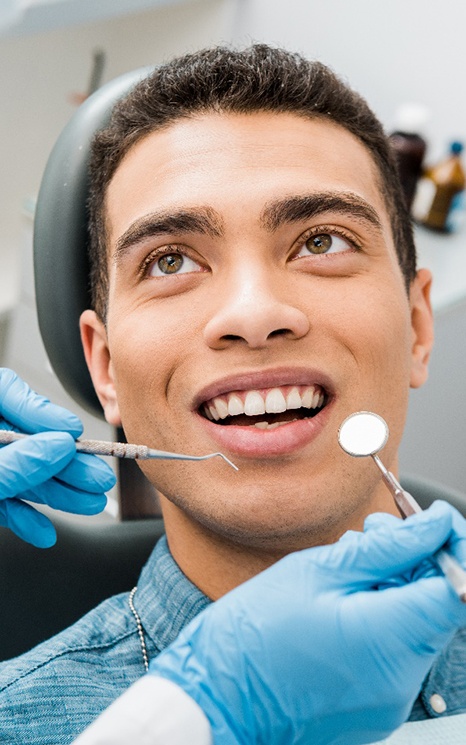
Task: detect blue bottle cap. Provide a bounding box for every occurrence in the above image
[450,141,463,154]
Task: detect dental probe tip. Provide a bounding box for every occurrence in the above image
[214,453,239,471]
[143,446,238,470]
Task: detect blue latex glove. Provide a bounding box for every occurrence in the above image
[0,368,116,548]
[150,501,466,745]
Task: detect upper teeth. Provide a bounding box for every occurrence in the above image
[204,385,325,421]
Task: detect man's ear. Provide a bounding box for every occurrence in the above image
[80,310,122,426]
[409,268,434,389]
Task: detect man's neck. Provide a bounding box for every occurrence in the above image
[159,491,399,600]
[162,500,281,599]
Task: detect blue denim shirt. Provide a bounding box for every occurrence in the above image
[0,536,210,743]
[0,535,464,743]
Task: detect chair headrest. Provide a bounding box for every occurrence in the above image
[33,67,152,418]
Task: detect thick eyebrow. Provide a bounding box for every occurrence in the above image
[113,207,224,263]
[260,192,383,233]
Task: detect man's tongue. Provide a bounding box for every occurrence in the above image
[221,409,310,427]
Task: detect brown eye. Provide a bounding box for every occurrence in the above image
[158,254,184,274]
[306,234,333,254]
[148,251,203,277]
[294,231,356,262]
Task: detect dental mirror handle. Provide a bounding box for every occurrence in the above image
[372,455,421,517]
[372,455,466,602]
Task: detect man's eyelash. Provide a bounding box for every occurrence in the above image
[298,225,363,251]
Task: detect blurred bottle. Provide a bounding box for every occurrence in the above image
[412,141,466,232]
[389,104,429,210]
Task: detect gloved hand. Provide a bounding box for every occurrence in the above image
[148,501,466,745]
[0,368,116,548]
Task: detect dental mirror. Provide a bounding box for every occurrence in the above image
[338,410,466,602]
[338,411,388,457]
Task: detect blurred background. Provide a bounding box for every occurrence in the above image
[0,0,465,508]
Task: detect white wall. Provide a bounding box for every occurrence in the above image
[0,0,238,307]
[232,0,466,155]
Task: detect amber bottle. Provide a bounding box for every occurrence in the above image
[413,142,466,232]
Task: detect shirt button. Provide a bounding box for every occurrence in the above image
[429,693,447,714]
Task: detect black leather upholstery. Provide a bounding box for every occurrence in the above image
[32,66,163,520]
[0,516,164,661]
[33,67,151,418]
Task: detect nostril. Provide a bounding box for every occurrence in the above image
[268,328,291,338]
[218,328,297,346]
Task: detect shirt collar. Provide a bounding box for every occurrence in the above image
[133,535,211,653]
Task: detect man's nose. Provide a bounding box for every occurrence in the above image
[203,270,310,350]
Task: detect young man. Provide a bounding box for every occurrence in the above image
[81,43,432,602]
[0,45,465,742]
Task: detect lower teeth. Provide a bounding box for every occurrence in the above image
[254,419,298,430]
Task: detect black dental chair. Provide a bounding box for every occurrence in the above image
[1,68,165,662]
[1,69,466,662]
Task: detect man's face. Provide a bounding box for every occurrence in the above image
[82,111,433,551]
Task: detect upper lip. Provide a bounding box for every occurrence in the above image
[192,367,336,410]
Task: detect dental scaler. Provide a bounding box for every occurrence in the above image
[0,430,238,471]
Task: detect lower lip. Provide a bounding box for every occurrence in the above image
[196,402,332,458]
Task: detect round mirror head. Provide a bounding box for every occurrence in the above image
[338,411,389,457]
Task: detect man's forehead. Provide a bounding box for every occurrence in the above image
[105,110,392,248]
[108,110,381,185]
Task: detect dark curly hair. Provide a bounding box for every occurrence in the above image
[89,44,416,320]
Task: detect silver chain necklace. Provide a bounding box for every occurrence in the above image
[129,586,149,672]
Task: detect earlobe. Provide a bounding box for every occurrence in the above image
[80,310,122,426]
[409,268,434,389]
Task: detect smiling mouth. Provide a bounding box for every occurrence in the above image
[200,384,328,430]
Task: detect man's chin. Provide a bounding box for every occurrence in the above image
[161,491,351,553]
